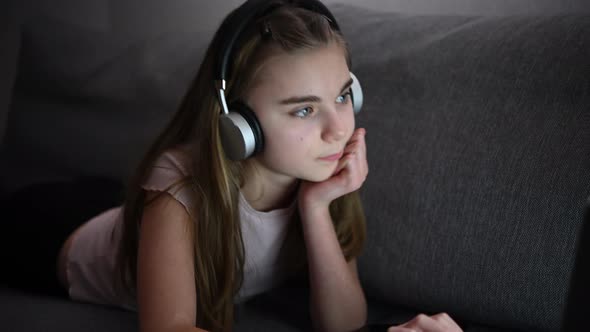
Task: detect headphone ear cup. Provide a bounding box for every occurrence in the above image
[219,102,264,160]
[350,72,363,114]
[234,102,264,153]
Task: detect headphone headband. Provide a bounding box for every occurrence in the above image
[215,0,340,83]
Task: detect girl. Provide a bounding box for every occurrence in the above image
[56,1,366,331]
[52,1,463,331]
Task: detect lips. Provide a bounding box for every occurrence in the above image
[318,150,343,161]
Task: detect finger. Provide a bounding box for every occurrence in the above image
[332,156,353,180]
[402,314,445,332]
[344,141,359,154]
[358,128,367,154]
[430,313,451,328]
[432,313,463,331]
[344,138,368,176]
[338,145,367,187]
[333,129,368,188]
[339,137,362,169]
[355,127,366,137]
[339,158,365,193]
[345,130,367,161]
[332,154,350,175]
[328,157,358,192]
[387,327,419,332]
[344,134,367,157]
[347,128,366,144]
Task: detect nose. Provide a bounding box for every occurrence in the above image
[320,108,347,143]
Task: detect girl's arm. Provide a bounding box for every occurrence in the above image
[136,192,207,332]
[300,207,367,332]
[298,128,369,332]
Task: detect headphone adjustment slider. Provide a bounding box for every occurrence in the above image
[216,80,229,115]
[215,79,226,91]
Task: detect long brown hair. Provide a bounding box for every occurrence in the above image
[115,2,366,331]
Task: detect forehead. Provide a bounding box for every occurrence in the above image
[247,43,350,98]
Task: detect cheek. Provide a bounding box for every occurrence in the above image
[259,124,316,166]
[262,117,315,145]
[265,125,313,153]
[344,112,356,138]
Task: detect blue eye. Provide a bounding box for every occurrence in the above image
[293,107,313,118]
[336,91,351,104]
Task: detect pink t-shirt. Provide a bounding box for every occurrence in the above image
[66,147,296,310]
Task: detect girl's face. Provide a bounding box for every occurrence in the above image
[244,43,355,184]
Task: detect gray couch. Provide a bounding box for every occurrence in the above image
[1,1,589,331]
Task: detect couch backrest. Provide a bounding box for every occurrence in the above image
[4,2,590,197]
[0,1,219,196]
[324,0,590,15]
[329,4,590,331]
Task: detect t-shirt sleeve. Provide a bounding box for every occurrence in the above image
[141,148,194,214]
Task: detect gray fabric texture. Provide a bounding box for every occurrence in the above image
[329,5,590,332]
[0,10,214,196]
[0,286,513,331]
[0,288,136,332]
[0,1,20,146]
[326,0,590,16]
[0,2,588,331]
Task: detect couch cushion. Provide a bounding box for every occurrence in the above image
[0,286,310,332]
[0,286,512,332]
[0,287,136,332]
[329,4,590,331]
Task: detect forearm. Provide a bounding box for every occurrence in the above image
[301,207,367,332]
[140,323,208,332]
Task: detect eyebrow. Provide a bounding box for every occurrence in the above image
[278,77,354,105]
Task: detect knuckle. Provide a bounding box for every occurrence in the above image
[436,312,454,325]
[415,314,429,323]
[439,312,450,320]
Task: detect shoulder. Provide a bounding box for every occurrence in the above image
[143,145,196,214]
[145,145,192,188]
[156,145,192,173]
[142,191,192,229]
